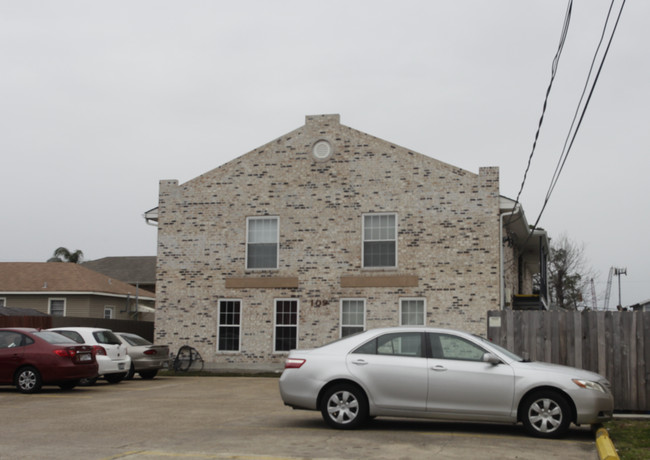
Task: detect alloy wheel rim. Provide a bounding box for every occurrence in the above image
[528,398,562,433]
[19,371,36,390]
[327,390,359,424]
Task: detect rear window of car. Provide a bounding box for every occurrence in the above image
[118,334,151,346]
[34,331,78,344]
[93,330,122,345]
[55,331,85,343]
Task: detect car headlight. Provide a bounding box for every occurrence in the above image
[572,379,606,393]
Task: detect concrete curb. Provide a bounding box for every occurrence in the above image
[594,424,619,460]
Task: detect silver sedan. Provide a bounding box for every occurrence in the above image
[279,327,614,438]
[115,332,169,380]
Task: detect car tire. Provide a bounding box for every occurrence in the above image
[105,372,126,384]
[320,384,368,429]
[126,363,136,380]
[521,390,572,438]
[80,376,99,386]
[139,370,158,380]
[15,366,42,394]
[59,380,79,391]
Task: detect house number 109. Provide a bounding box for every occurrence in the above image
[311,300,330,308]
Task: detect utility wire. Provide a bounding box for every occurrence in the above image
[529,0,627,232]
[507,0,573,225]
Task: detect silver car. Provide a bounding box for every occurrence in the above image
[115,332,169,380]
[279,327,614,438]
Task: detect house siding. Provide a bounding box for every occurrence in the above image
[154,115,501,368]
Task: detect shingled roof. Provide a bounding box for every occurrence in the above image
[82,256,156,286]
[0,263,155,299]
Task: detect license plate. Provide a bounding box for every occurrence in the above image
[118,363,125,370]
[78,354,92,362]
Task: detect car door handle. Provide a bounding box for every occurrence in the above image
[431,365,447,372]
[351,359,368,366]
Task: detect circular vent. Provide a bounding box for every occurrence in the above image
[312,140,332,160]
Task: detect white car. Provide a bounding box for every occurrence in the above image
[279,327,614,438]
[49,327,131,384]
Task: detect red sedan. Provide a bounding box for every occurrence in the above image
[0,328,98,393]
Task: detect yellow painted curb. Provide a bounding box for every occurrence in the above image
[594,425,619,460]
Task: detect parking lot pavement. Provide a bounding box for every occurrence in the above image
[0,376,598,460]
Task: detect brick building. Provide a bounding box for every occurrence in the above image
[149,114,548,370]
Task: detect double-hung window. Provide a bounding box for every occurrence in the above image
[341,299,365,337]
[363,213,397,268]
[275,299,298,352]
[218,300,241,352]
[247,217,279,269]
[49,298,65,317]
[400,298,426,326]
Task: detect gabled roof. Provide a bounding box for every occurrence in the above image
[82,256,156,285]
[0,263,155,299]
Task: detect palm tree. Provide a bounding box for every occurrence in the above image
[48,247,84,263]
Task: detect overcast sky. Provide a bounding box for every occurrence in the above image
[1,1,647,307]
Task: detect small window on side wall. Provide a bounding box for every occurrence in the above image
[363,213,397,268]
[247,217,279,269]
[400,298,425,326]
[49,299,65,317]
[341,299,365,337]
[218,300,241,352]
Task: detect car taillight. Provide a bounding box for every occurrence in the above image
[144,349,157,355]
[53,349,76,359]
[284,358,306,369]
[93,345,107,356]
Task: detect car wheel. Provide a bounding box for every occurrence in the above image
[15,366,42,394]
[139,370,158,380]
[521,391,571,438]
[126,363,136,380]
[320,384,368,429]
[80,376,99,386]
[105,372,126,384]
[59,380,79,391]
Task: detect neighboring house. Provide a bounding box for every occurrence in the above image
[0,262,155,320]
[631,299,650,312]
[82,256,157,293]
[148,114,548,369]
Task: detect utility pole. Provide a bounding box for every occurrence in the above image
[614,267,627,310]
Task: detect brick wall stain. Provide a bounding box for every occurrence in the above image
[155,115,501,367]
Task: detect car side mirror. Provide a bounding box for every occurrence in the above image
[482,353,501,365]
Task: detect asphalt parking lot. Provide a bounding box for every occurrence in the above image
[0,376,599,460]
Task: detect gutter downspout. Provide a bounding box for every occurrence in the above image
[499,206,519,310]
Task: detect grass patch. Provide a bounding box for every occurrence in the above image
[604,419,650,460]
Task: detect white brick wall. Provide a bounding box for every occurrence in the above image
[155,114,501,368]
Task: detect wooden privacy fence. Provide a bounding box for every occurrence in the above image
[487,310,650,412]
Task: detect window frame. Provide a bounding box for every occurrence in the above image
[399,298,426,326]
[274,298,299,353]
[217,299,242,353]
[246,216,280,270]
[48,298,66,317]
[362,212,398,269]
[103,306,115,319]
[340,298,366,338]
[0,298,6,307]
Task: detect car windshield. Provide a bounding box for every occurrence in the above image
[34,331,78,344]
[474,335,523,362]
[119,334,151,346]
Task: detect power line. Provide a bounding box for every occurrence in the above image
[530,0,627,231]
[508,0,573,225]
